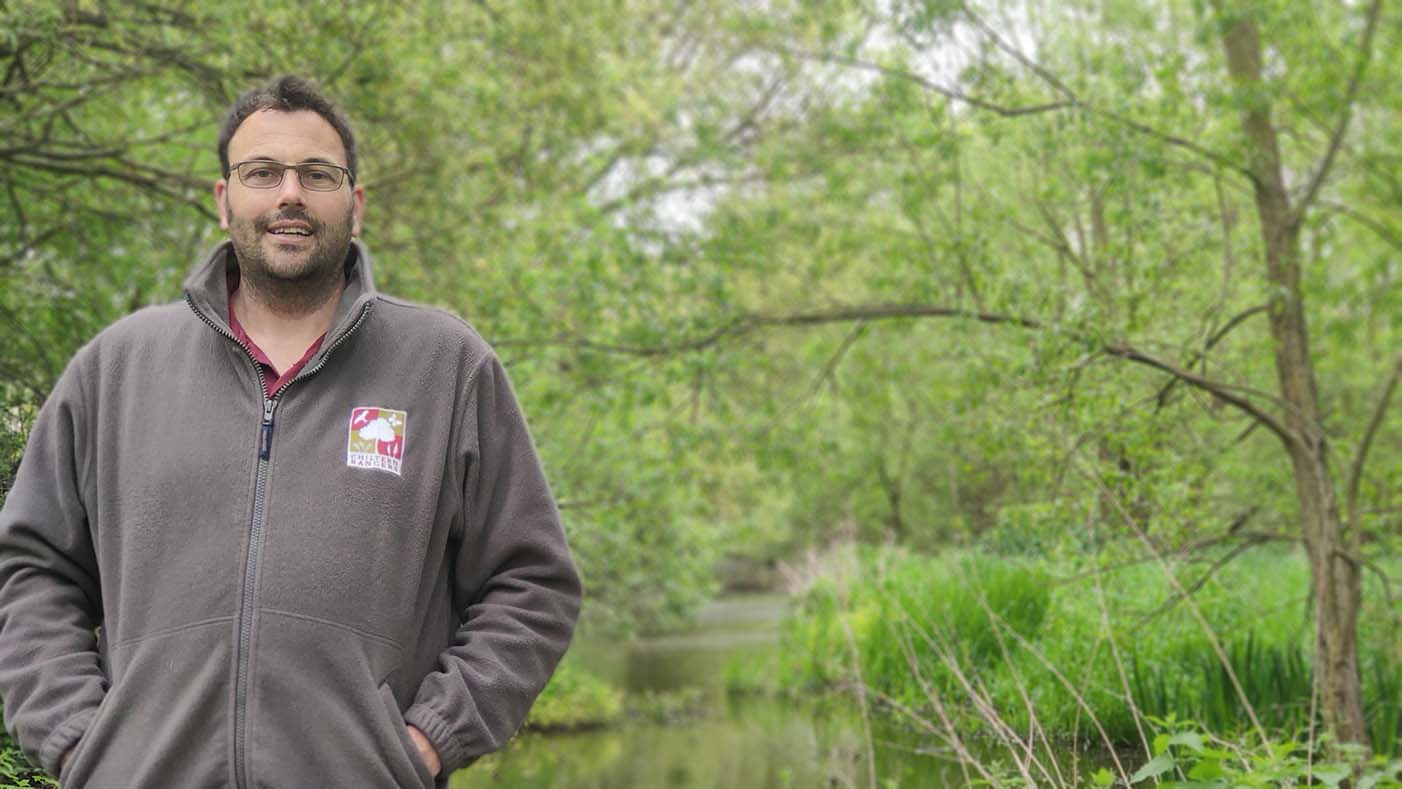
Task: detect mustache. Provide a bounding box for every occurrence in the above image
[254,209,322,233]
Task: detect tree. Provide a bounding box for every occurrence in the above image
[676,0,1394,746]
[2,0,1396,748]
[524,0,1397,747]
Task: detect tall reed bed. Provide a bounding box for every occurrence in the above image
[779,545,1402,783]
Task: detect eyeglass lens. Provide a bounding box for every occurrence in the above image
[237,162,344,191]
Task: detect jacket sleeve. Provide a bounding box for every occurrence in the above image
[0,360,107,777]
[402,353,581,771]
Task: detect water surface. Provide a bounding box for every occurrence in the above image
[452,594,964,788]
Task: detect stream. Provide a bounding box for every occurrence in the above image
[451,594,965,788]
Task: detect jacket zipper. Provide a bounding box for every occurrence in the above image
[185,295,373,789]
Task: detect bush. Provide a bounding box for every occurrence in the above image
[1122,719,1402,788]
[525,657,625,731]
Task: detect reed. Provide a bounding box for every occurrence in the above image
[779,544,1402,777]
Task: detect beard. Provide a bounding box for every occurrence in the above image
[225,200,355,315]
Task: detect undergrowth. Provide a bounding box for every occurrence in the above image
[779,544,1402,784]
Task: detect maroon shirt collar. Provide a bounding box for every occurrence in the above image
[226,269,326,399]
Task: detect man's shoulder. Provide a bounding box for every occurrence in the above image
[52,302,199,393]
[369,294,495,360]
[101,301,195,341]
[74,301,199,360]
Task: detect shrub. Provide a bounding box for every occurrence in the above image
[525,658,625,731]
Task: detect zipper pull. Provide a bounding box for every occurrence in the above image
[259,399,276,460]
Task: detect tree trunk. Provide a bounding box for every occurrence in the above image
[1217,11,1368,747]
[876,456,906,542]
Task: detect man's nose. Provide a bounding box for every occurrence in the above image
[275,170,307,206]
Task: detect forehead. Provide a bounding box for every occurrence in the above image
[227,109,346,165]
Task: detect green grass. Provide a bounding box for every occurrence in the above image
[780,547,1051,712]
[779,545,1402,757]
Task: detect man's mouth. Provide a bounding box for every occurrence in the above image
[266,222,314,237]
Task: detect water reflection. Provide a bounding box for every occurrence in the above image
[453,694,962,788]
[452,595,962,788]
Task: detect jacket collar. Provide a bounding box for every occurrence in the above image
[183,239,379,366]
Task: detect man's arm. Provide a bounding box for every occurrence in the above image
[0,360,108,779]
[402,353,582,774]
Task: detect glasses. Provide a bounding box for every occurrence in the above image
[231,160,353,192]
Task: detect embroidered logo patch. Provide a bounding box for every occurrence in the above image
[347,407,407,475]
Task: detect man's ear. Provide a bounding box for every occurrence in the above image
[351,183,365,238]
[213,179,229,231]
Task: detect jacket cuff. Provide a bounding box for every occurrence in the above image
[403,703,468,774]
[38,705,97,779]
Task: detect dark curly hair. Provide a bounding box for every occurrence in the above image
[217,75,358,182]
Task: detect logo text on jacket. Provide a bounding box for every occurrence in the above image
[347,406,407,475]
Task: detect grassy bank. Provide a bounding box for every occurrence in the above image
[777,544,1402,776]
[524,658,627,731]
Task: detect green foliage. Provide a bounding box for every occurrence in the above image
[781,547,1402,756]
[2,0,1400,774]
[0,729,54,788]
[1129,717,1402,788]
[3,0,1398,645]
[721,648,782,695]
[1129,632,1312,737]
[524,658,625,731]
[780,547,1051,708]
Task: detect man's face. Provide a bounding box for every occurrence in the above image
[213,109,365,286]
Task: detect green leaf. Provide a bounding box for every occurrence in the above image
[1312,764,1352,788]
[1164,732,1206,754]
[1131,754,1177,784]
[1092,768,1115,786]
[1187,758,1226,780]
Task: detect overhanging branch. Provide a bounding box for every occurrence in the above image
[772,45,1072,118]
[502,301,1297,445]
[1155,304,1268,409]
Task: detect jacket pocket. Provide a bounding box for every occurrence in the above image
[250,613,421,788]
[61,620,232,788]
[57,689,115,786]
[379,682,436,789]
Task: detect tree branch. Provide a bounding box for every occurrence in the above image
[1155,304,1268,410]
[755,319,868,440]
[953,1,1251,180]
[6,155,215,220]
[503,301,1298,445]
[1316,199,1402,255]
[772,45,1072,118]
[1293,0,1384,220]
[1135,531,1272,628]
[1346,354,1401,532]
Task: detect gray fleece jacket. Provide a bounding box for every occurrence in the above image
[0,241,581,788]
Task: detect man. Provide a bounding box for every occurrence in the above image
[0,75,581,788]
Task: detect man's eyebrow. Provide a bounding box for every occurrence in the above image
[241,155,341,165]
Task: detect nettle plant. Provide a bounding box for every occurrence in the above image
[1112,716,1402,788]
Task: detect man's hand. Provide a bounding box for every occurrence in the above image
[405,725,442,777]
